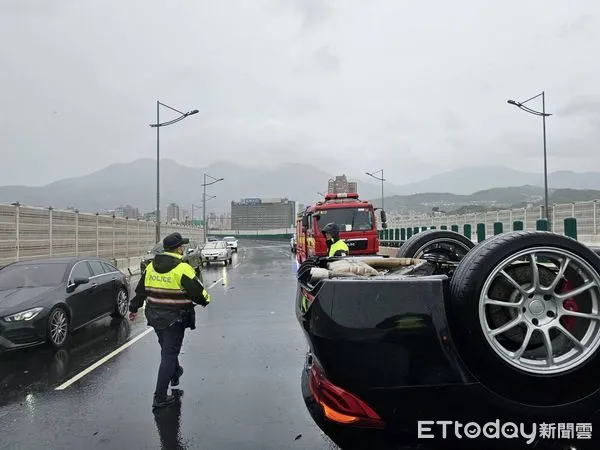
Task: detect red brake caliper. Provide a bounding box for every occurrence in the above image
[560,279,579,331]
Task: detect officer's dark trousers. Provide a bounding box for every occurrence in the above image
[154,321,185,398]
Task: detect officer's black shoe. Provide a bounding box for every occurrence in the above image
[152,394,176,409]
[171,366,184,386]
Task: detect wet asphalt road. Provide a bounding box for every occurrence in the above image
[0,240,339,450]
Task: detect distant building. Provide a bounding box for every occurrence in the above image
[328,175,357,194]
[167,203,180,223]
[231,198,295,230]
[216,213,232,230]
[115,205,140,219]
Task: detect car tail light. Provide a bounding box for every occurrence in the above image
[308,363,385,428]
[302,288,315,303]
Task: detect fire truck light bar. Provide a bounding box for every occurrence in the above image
[325,193,359,200]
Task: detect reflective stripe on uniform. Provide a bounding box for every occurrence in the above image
[146,287,187,296]
[147,296,193,305]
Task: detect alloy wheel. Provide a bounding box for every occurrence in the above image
[117,289,129,316]
[479,247,600,375]
[413,238,472,260]
[49,309,68,346]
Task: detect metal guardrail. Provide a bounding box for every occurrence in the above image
[385,200,600,239]
[0,203,206,266]
[378,217,587,247]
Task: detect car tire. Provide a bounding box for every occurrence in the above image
[47,307,70,348]
[448,231,600,411]
[396,229,475,260]
[112,287,129,318]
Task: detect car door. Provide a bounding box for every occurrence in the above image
[87,260,116,317]
[66,261,98,328]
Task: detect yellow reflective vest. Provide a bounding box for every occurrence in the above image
[144,252,210,306]
[328,239,349,257]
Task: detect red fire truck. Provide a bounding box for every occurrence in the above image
[295,192,386,263]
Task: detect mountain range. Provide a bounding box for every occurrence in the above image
[381,186,600,214]
[1,159,600,215]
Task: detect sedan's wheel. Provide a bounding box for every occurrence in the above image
[396,229,474,261]
[449,231,600,410]
[114,288,129,317]
[479,247,600,376]
[47,308,69,348]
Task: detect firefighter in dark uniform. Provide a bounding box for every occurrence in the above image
[322,222,349,257]
[129,232,211,408]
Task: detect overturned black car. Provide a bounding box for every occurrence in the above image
[296,230,600,449]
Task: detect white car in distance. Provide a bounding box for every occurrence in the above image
[222,236,239,253]
[201,240,233,265]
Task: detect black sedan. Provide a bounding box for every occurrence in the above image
[0,256,130,351]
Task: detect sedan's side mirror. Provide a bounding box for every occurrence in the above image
[67,277,89,292]
[73,277,89,286]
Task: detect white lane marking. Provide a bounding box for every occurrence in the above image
[208,277,224,289]
[55,327,153,390]
[234,263,241,269]
[56,278,223,391]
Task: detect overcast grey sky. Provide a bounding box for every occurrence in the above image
[1,0,599,186]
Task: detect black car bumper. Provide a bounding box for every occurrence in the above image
[0,309,50,351]
[300,358,600,450]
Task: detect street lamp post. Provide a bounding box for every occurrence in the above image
[202,173,224,242]
[149,101,199,243]
[507,92,552,223]
[190,203,203,225]
[200,195,216,229]
[366,169,387,228]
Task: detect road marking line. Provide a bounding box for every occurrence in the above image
[234,263,241,268]
[55,278,224,391]
[208,277,223,289]
[55,327,154,390]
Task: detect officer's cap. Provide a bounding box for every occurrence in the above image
[322,222,340,238]
[163,232,189,250]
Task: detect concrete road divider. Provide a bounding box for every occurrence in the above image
[113,256,142,277]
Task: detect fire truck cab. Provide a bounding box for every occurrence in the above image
[295,192,386,263]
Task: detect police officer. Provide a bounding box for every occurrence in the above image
[322,222,349,257]
[129,232,211,409]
